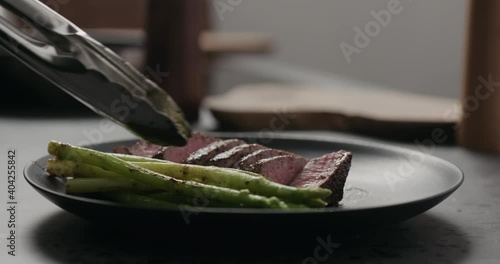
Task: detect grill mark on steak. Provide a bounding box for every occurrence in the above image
[161,132,219,163]
[185,139,246,165]
[290,150,352,205]
[243,155,308,185]
[112,132,218,162]
[205,144,266,168]
[233,148,303,170]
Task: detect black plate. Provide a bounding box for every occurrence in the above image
[24,133,463,238]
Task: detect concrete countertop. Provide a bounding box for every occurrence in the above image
[0,116,498,264]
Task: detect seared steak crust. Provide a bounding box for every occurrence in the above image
[290,150,352,205]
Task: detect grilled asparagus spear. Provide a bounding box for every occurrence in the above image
[134,161,329,207]
[48,141,292,208]
[106,192,178,208]
[65,178,156,193]
[47,158,328,207]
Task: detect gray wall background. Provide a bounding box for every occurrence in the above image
[211,0,468,98]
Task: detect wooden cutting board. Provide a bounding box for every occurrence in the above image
[205,84,460,140]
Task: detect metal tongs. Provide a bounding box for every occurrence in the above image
[0,0,192,146]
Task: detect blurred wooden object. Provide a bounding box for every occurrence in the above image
[144,1,272,121]
[2,0,273,117]
[56,0,146,28]
[205,84,458,140]
[459,0,500,152]
[83,29,273,54]
[200,32,273,54]
[145,0,206,121]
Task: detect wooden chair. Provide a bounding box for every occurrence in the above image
[460,0,500,152]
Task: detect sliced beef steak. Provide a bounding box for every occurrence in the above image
[113,145,131,155]
[234,148,302,170]
[112,132,218,162]
[243,155,308,185]
[161,132,219,163]
[206,144,265,168]
[185,139,245,165]
[113,131,353,207]
[290,150,352,205]
[114,140,164,158]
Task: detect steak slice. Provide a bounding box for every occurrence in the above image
[185,139,245,165]
[290,150,352,205]
[205,144,265,168]
[161,132,219,163]
[114,140,164,158]
[113,145,131,155]
[112,132,218,161]
[233,148,301,169]
[243,155,308,185]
